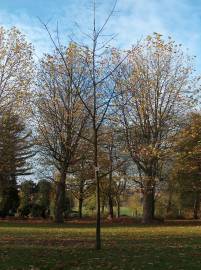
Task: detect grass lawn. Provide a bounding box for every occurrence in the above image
[1,220,201,269]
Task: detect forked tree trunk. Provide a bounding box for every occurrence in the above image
[54,171,66,223]
[142,186,155,224]
[193,191,200,219]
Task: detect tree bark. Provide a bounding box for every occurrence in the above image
[94,127,101,250]
[78,198,83,219]
[96,168,101,249]
[108,167,114,219]
[116,198,120,218]
[193,191,200,219]
[54,171,66,223]
[142,186,155,224]
[101,201,105,215]
[166,191,172,215]
[108,195,114,219]
[78,179,84,219]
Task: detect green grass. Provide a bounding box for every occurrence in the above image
[117,206,136,216]
[1,221,201,269]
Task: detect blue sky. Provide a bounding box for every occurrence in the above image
[0,0,201,70]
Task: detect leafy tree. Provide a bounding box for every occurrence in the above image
[49,179,71,219]
[173,113,201,219]
[18,180,36,217]
[0,26,33,217]
[36,44,88,223]
[35,179,52,218]
[0,27,33,115]
[116,33,196,223]
[0,111,33,217]
[0,186,19,217]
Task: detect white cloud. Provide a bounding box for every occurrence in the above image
[0,9,54,58]
[0,0,201,70]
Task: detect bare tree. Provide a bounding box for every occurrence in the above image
[40,0,128,249]
[74,0,130,249]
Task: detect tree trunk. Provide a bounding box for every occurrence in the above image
[108,168,113,219]
[116,199,120,218]
[95,168,101,249]
[78,198,83,219]
[78,180,84,219]
[166,191,172,215]
[108,195,114,219]
[101,201,105,215]
[193,191,200,219]
[54,171,66,223]
[142,186,155,224]
[94,127,101,250]
[152,196,155,218]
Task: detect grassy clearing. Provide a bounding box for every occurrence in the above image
[1,221,201,269]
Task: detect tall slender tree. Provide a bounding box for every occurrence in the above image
[41,0,128,249]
